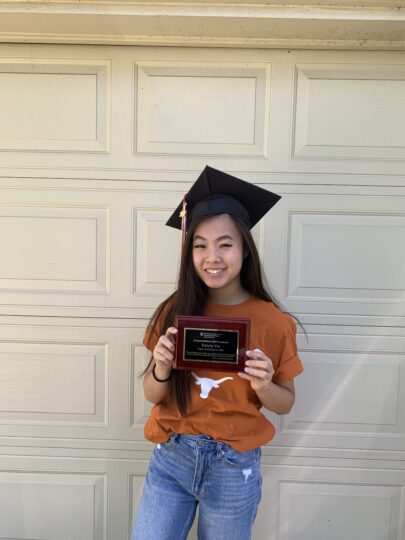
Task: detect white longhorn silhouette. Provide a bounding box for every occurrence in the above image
[191,372,233,398]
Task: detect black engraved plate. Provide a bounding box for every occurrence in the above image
[175,315,250,372]
[184,328,239,364]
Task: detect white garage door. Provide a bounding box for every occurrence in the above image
[0,43,404,540]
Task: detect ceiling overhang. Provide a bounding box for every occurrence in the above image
[0,1,404,50]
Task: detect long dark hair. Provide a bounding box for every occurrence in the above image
[144,213,281,415]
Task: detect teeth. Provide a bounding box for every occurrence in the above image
[206,269,223,275]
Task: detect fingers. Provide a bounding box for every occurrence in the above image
[246,348,265,360]
[243,363,273,380]
[165,326,178,338]
[159,327,177,352]
[239,349,275,384]
[245,349,271,369]
[153,327,178,367]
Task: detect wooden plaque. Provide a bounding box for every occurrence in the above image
[174,315,250,372]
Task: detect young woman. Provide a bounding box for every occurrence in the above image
[131,166,303,540]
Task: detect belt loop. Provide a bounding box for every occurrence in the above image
[171,433,179,444]
[216,441,224,457]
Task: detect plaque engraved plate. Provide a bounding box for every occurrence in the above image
[175,315,250,372]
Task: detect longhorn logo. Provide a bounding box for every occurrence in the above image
[191,372,233,398]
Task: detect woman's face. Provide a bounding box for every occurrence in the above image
[192,213,245,301]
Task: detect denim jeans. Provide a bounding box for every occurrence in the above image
[131,434,262,540]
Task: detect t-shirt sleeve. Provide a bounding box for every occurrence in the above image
[271,316,304,384]
[142,301,173,352]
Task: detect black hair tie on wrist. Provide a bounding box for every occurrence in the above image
[152,364,172,383]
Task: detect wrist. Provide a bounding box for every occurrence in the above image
[152,363,172,383]
[254,379,274,396]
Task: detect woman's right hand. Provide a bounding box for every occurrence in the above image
[152,327,178,377]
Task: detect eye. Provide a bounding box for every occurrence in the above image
[193,243,206,249]
[220,243,232,248]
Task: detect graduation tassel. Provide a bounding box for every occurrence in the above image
[179,196,187,248]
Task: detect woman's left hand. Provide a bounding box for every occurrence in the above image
[238,349,275,392]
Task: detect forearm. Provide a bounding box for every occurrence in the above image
[255,381,295,415]
[143,363,172,404]
[143,326,177,404]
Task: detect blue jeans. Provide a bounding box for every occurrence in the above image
[131,434,262,540]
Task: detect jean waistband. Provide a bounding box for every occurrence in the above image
[180,434,212,441]
[173,433,223,448]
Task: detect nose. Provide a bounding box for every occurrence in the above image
[205,246,221,262]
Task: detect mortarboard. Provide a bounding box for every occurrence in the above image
[166,166,281,234]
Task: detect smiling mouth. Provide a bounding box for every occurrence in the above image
[205,268,225,275]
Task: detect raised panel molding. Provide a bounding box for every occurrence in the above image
[293,63,405,160]
[130,344,152,427]
[133,209,180,295]
[0,318,147,441]
[0,472,105,540]
[254,464,405,540]
[0,58,111,154]
[135,61,270,157]
[0,204,110,294]
[129,473,147,537]
[277,482,402,540]
[271,327,405,451]
[265,191,405,320]
[287,212,405,299]
[0,341,107,427]
[284,350,404,434]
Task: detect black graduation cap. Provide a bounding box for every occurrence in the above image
[166,166,281,232]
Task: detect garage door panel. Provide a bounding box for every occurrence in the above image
[129,473,145,538]
[0,182,264,315]
[293,63,405,160]
[0,471,105,540]
[273,327,405,451]
[0,341,106,426]
[0,185,175,313]
[0,320,146,441]
[285,351,403,433]
[287,213,405,294]
[130,344,153,428]
[1,181,403,326]
[4,319,403,452]
[0,453,155,540]
[255,464,405,540]
[0,203,109,294]
[0,45,404,178]
[276,481,402,540]
[133,208,181,295]
[0,58,111,154]
[266,191,405,321]
[135,61,270,157]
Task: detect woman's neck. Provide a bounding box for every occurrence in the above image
[208,287,250,305]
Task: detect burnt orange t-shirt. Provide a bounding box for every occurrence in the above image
[143,297,303,452]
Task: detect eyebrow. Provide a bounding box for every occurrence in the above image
[193,234,234,242]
